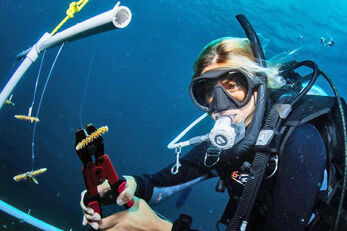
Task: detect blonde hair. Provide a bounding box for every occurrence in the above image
[193,37,286,88]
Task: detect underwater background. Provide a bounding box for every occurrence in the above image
[0,0,346,230]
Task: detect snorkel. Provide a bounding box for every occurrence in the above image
[229,15,267,156]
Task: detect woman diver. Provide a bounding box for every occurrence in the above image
[78,15,346,231]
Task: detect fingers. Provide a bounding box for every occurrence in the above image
[80,190,96,214]
[116,176,136,206]
[82,209,101,230]
[81,190,102,230]
[82,212,101,230]
[79,176,138,230]
[83,218,100,230]
[82,215,100,228]
[116,190,133,206]
[84,211,101,221]
[89,221,100,230]
[123,176,137,195]
[80,190,89,212]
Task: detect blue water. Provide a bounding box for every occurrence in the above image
[0,0,346,230]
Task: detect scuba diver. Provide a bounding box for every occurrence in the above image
[77,15,347,231]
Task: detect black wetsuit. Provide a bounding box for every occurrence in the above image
[134,123,326,231]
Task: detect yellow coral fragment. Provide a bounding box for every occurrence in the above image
[14,115,39,123]
[76,126,108,151]
[13,168,47,184]
[5,94,15,106]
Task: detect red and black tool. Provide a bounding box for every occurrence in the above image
[75,124,134,220]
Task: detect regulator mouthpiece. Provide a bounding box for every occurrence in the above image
[209,115,245,150]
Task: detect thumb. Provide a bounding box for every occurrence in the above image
[116,177,136,206]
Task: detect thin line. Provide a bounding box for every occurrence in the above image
[31,44,65,170]
[79,53,95,128]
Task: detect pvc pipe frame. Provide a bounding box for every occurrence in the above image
[0,199,63,231]
[0,3,132,111]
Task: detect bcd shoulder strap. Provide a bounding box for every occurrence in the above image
[227,100,287,231]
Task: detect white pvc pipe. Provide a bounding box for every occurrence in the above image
[38,4,132,51]
[0,199,63,231]
[0,32,51,110]
[0,3,132,111]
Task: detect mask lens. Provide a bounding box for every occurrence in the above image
[217,72,248,101]
[191,70,250,109]
[191,79,214,108]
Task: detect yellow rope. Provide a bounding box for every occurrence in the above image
[50,0,89,36]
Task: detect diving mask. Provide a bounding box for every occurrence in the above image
[189,68,256,112]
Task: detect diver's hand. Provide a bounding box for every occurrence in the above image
[80,180,111,230]
[100,197,173,231]
[80,176,137,229]
[80,190,101,230]
[116,175,137,206]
